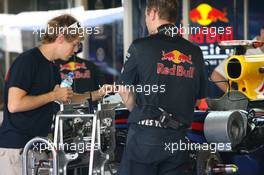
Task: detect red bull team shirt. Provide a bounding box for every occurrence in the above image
[119,24,207,126]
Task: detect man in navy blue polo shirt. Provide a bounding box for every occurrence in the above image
[117,0,207,174]
[0,14,109,175]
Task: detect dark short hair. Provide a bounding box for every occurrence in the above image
[146,0,179,23]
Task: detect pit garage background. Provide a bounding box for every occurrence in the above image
[0,0,264,174]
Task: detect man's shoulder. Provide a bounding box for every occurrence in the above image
[131,37,151,46]
[19,47,38,57]
[132,34,164,43]
[246,48,263,55]
[13,48,39,65]
[175,35,201,50]
[132,35,200,50]
[129,36,163,52]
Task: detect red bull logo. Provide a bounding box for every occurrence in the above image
[190,3,229,26]
[60,61,87,71]
[75,62,86,69]
[158,50,195,79]
[162,50,192,65]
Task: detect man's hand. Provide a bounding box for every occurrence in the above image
[52,85,73,102]
[89,84,116,101]
[98,84,116,96]
[117,85,135,112]
[70,84,117,104]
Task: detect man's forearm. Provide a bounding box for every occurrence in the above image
[118,86,135,112]
[211,71,229,92]
[8,91,55,113]
[71,92,91,104]
[71,90,103,104]
[125,92,135,112]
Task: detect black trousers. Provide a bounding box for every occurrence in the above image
[118,124,191,175]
